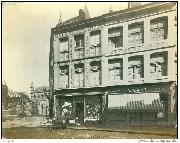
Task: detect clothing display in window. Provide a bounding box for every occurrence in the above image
[85,96,101,121]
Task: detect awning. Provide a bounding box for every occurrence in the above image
[108,93,163,111]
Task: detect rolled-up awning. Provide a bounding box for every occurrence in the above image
[108,93,163,111]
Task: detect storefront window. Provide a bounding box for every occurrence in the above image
[60,98,73,120]
[85,96,101,121]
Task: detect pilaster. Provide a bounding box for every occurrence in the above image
[101,26,108,56]
[54,63,59,90]
[144,52,150,82]
[84,30,90,57]
[144,18,150,45]
[123,55,128,82]
[123,23,128,49]
[84,59,90,87]
[69,62,74,88]
[69,33,74,60]
[101,57,108,86]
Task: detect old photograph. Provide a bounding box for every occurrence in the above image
[2,2,177,139]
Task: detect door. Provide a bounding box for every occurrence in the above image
[76,103,84,124]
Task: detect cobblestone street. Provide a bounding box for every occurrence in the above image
[2,127,176,139]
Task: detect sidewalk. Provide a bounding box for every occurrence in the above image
[67,125,177,137]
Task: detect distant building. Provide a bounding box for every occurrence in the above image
[50,2,177,126]
[30,83,49,117]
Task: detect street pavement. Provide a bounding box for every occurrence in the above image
[2,117,177,139]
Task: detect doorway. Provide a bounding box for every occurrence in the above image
[76,103,84,124]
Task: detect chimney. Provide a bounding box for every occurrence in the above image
[128,2,141,8]
[79,9,85,20]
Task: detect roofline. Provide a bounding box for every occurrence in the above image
[52,2,175,33]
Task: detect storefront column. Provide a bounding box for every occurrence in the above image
[54,95,57,118]
[84,97,86,123]
[56,97,60,118]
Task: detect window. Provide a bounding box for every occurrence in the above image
[128,22,144,46]
[74,34,84,59]
[90,61,101,86]
[108,58,123,82]
[90,31,101,56]
[74,64,84,88]
[150,52,168,79]
[128,56,144,81]
[59,65,69,88]
[59,38,69,61]
[108,27,123,49]
[150,17,168,42]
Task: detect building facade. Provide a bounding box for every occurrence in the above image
[30,84,49,117]
[50,2,177,126]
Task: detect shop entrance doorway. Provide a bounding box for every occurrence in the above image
[76,103,84,124]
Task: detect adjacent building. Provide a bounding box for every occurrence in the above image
[49,2,177,126]
[30,83,49,117]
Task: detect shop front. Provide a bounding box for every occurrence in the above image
[105,82,175,127]
[55,91,103,124]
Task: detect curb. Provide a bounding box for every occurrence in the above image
[67,127,177,137]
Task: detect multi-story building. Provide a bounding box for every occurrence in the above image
[49,2,177,126]
[30,83,49,116]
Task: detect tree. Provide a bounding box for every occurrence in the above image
[43,88,54,119]
[8,90,31,115]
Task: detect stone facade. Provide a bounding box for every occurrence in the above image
[50,2,177,126]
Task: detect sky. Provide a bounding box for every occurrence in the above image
[2,2,150,95]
